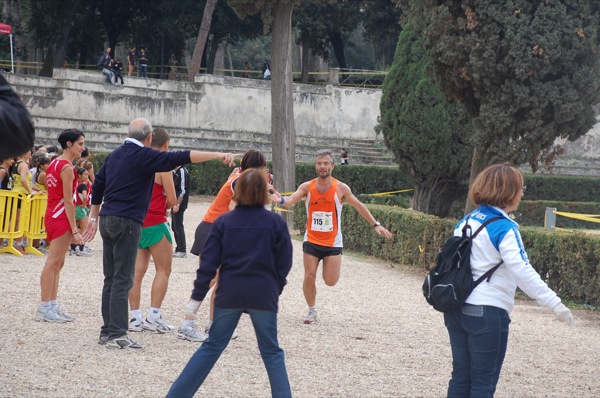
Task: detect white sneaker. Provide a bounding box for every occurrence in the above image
[52,305,75,322]
[129,315,145,332]
[35,308,68,323]
[177,322,207,342]
[143,315,175,333]
[304,308,318,324]
[172,251,187,258]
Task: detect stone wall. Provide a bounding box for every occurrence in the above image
[6,69,386,164]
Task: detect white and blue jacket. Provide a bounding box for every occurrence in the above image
[456,205,561,313]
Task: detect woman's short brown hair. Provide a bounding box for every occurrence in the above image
[240,149,267,171]
[469,163,524,209]
[233,168,269,206]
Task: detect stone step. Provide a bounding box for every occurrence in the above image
[33,116,396,166]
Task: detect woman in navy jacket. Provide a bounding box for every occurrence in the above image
[167,168,293,398]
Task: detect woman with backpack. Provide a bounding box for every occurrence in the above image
[444,163,574,397]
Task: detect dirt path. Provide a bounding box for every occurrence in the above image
[1,199,599,397]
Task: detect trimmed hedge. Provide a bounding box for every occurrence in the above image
[515,200,600,230]
[523,174,600,202]
[292,202,600,306]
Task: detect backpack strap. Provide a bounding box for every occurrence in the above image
[470,216,503,239]
[474,260,503,287]
[470,216,504,286]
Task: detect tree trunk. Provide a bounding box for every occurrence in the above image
[413,179,465,218]
[38,46,55,77]
[329,31,347,70]
[464,146,484,215]
[207,38,221,74]
[301,39,309,83]
[188,0,218,82]
[271,1,296,225]
[226,43,234,77]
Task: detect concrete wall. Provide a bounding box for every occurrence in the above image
[6,69,382,155]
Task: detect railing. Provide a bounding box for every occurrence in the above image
[0,59,388,88]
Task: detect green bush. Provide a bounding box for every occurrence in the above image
[523,174,600,202]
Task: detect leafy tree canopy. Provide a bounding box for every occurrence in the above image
[411,1,600,170]
[377,20,471,216]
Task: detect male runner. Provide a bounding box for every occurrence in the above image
[269,149,392,324]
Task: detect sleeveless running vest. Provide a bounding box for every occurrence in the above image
[11,160,31,194]
[46,159,77,220]
[304,178,343,248]
[144,182,168,227]
[202,171,241,224]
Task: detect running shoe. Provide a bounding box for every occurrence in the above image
[34,308,67,323]
[143,315,175,333]
[129,316,145,332]
[304,308,318,324]
[75,248,91,257]
[98,334,109,345]
[177,322,208,342]
[13,242,25,255]
[172,251,187,258]
[52,305,75,322]
[106,334,143,350]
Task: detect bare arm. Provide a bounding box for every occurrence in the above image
[157,171,177,209]
[189,151,243,166]
[61,165,83,244]
[18,162,32,194]
[268,181,311,207]
[82,204,100,242]
[339,183,393,238]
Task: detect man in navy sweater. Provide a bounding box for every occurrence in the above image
[83,118,237,350]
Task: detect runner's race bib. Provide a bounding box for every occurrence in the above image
[311,211,333,232]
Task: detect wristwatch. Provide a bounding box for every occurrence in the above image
[373,221,381,228]
[90,217,98,223]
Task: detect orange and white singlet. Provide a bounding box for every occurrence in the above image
[304,178,343,248]
[202,170,241,224]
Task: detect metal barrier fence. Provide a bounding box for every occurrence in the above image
[0,59,387,88]
[0,191,47,257]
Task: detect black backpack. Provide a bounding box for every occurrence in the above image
[423,216,503,313]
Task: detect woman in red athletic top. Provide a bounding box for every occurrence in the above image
[36,129,85,323]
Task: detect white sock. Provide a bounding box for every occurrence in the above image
[131,309,142,320]
[309,306,317,312]
[49,300,58,307]
[148,307,161,320]
[182,320,194,328]
[40,301,51,311]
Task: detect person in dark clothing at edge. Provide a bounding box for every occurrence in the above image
[0,74,34,159]
[171,165,189,258]
[82,118,238,350]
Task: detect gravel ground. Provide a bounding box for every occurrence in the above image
[1,198,599,398]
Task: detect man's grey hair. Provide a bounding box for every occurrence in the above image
[315,149,334,163]
[128,118,153,141]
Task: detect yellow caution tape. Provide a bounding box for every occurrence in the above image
[368,188,414,196]
[273,206,294,213]
[554,211,600,223]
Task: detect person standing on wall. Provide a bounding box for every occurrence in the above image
[138,49,148,78]
[171,165,189,258]
[127,46,136,78]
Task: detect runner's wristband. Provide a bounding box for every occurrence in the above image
[280,197,285,205]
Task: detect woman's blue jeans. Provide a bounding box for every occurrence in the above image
[167,308,291,398]
[444,304,511,398]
